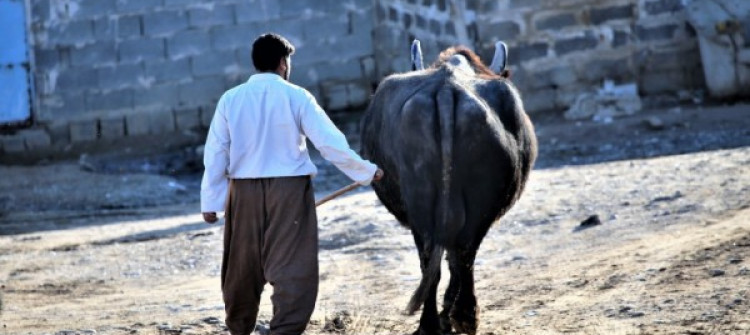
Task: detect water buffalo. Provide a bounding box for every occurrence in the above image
[360,41,537,335]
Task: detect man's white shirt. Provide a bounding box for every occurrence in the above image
[200,73,378,213]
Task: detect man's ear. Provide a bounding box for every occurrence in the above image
[278,58,287,72]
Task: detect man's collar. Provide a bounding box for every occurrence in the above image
[248,72,283,82]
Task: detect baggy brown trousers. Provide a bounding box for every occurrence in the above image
[222,177,318,335]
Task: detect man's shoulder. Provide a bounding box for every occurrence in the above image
[277,80,314,100]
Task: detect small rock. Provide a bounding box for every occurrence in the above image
[709,269,726,277]
[728,257,743,264]
[645,116,665,130]
[525,310,538,317]
[81,330,97,335]
[628,311,646,318]
[157,323,173,330]
[202,317,221,325]
[739,267,749,276]
[573,215,601,232]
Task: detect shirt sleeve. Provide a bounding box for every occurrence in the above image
[200,97,230,212]
[299,92,378,185]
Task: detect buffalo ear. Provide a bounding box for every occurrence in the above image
[501,69,511,79]
[489,41,508,74]
[411,39,424,71]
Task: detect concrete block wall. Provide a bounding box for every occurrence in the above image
[373,0,704,114]
[2,0,375,155]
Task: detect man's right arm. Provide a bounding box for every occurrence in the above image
[298,92,379,185]
[200,97,230,222]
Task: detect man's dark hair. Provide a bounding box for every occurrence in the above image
[251,33,295,72]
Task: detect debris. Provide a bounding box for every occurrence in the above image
[573,215,602,232]
[564,80,642,121]
[645,116,666,131]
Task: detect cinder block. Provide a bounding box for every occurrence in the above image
[34,48,59,71]
[639,70,687,94]
[554,33,599,56]
[577,57,631,82]
[70,41,117,67]
[118,15,142,39]
[70,119,99,142]
[429,19,442,35]
[549,66,578,86]
[191,50,237,77]
[125,113,150,136]
[302,15,349,41]
[99,116,126,138]
[20,129,52,149]
[613,30,631,47]
[211,23,264,51]
[510,0,541,8]
[164,0,197,7]
[94,17,117,41]
[47,20,94,47]
[74,0,116,19]
[478,20,521,42]
[189,4,235,27]
[236,1,281,23]
[347,83,369,107]
[119,38,165,64]
[0,135,26,153]
[87,89,134,112]
[178,77,225,107]
[174,107,201,131]
[144,58,191,83]
[134,84,179,109]
[167,30,211,59]
[143,10,188,37]
[98,63,143,91]
[506,42,549,65]
[635,24,679,42]
[149,110,176,134]
[57,68,100,92]
[322,82,348,110]
[361,56,376,80]
[44,121,71,145]
[37,93,87,121]
[116,0,156,13]
[522,88,557,113]
[314,61,363,83]
[644,0,684,15]
[279,0,343,18]
[535,13,578,31]
[200,106,216,127]
[590,4,634,25]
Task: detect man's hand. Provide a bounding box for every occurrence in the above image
[203,212,218,224]
[373,168,384,182]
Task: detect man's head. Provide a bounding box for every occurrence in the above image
[252,33,295,80]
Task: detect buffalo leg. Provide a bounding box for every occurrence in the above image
[439,250,461,333]
[450,248,478,335]
[412,233,442,335]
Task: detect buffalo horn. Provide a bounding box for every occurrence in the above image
[411,39,424,71]
[489,41,508,74]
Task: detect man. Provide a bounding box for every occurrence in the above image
[200,33,383,335]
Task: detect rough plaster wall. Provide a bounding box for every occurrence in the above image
[22,0,375,147]
[374,0,704,114]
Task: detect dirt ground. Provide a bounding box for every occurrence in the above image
[0,103,749,335]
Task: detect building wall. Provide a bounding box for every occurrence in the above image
[1,0,374,154]
[1,0,706,155]
[373,0,703,113]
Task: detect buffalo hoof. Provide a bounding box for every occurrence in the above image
[450,309,478,335]
[412,326,443,335]
[438,313,453,334]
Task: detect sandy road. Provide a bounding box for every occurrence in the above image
[1,144,748,334]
